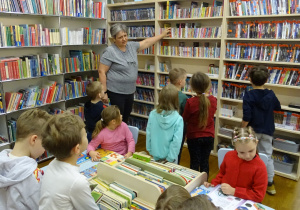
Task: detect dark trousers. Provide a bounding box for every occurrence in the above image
[187,137,214,178]
[107,90,134,124]
[177,124,186,164]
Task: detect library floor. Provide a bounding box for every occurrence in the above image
[39,134,300,210]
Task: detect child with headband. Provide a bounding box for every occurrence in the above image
[204,127,268,203]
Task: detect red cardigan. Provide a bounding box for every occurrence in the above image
[182,95,217,139]
[211,151,268,203]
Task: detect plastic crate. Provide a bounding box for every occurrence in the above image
[273,139,300,153]
[273,159,294,174]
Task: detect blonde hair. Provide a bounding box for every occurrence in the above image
[232,127,257,146]
[86,81,102,100]
[92,105,121,139]
[155,185,191,210]
[156,84,179,114]
[190,72,211,129]
[41,112,85,160]
[16,109,51,141]
[169,68,187,85]
[177,195,219,210]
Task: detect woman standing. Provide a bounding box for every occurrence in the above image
[99,23,170,123]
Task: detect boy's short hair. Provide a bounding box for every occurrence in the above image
[42,112,85,160]
[86,81,102,100]
[169,68,187,85]
[155,185,191,210]
[249,67,269,86]
[16,109,51,141]
[177,195,219,210]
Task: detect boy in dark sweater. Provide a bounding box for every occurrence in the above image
[169,68,188,164]
[242,67,281,195]
[84,81,106,142]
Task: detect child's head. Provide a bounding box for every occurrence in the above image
[169,68,187,88]
[16,109,51,159]
[190,72,211,129]
[177,195,219,210]
[155,185,191,210]
[249,67,269,86]
[92,105,122,138]
[232,127,258,161]
[41,112,87,160]
[156,84,179,114]
[86,81,102,100]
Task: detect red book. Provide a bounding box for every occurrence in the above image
[99,2,102,18]
[46,82,57,104]
[0,62,6,81]
[15,93,23,110]
[5,92,13,110]
[7,62,14,80]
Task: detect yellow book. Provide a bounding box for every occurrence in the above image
[166,1,169,19]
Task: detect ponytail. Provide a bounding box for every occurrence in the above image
[198,94,210,129]
[92,120,106,139]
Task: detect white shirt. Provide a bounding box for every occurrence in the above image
[39,159,98,210]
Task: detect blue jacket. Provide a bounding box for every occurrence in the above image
[146,110,183,162]
[243,89,281,136]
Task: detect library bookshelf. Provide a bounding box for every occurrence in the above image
[107,0,300,181]
[0,0,108,163]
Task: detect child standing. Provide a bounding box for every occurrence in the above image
[0,109,50,210]
[84,81,106,142]
[204,127,268,203]
[242,68,281,195]
[39,113,98,210]
[87,105,135,161]
[146,84,183,163]
[169,68,188,164]
[183,72,217,176]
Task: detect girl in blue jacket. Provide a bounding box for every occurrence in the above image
[146,84,183,163]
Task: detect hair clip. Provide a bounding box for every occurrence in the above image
[232,136,257,143]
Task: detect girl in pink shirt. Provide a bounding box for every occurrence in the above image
[87,105,135,161]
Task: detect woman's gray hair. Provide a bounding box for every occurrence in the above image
[110,23,127,38]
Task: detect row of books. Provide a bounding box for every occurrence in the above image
[221,104,238,118]
[160,41,221,58]
[0,54,61,81]
[110,8,155,21]
[60,27,106,45]
[0,23,60,47]
[229,0,300,16]
[136,73,154,87]
[159,75,170,87]
[127,26,155,38]
[224,63,300,86]
[0,0,106,18]
[138,46,154,55]
[274,111,300,131]
[134,88,154,102]
[128,116,147,132]
[159,61,172,72]
[227,20,300,39]
[208,64,219,75]
[0,0,60,15]
[159,1,223,19]
[132,102,153,117]
[161,25,222,39]
[64,50,100,73]
[226,42,300,63]
[5,81,63,113]
[0,92,3,113]
[222,82,252,100]
[64,79,87,100]
[60,0,106,19]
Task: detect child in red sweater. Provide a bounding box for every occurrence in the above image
[204,127,268,203]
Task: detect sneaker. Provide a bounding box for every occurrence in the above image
[267,184,276,195]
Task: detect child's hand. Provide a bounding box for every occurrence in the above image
[221,183,235,195]
[89,151,101,161]
[124,152,133,159]
[204,182,214,188]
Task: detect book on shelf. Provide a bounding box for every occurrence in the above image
[60,27,106,45]
[67,104,85,120]
[226,42,300,63]
[228,20,300,39]
[229,0,300,16]
[0,23,61,47]
[274,110,300,131]
[36,150,52,162]
[128,116,147,132]
[4,80,63,113]
[159,1,223,19]
[221,104,238,118]
[159,61,172,73]
[110,7,155,21]
[132,102,153,116]
[127,26,155,38]
[134,88,154,102]
[65,75,95,100]
[222,81,252,100]
[136,73,154,86]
